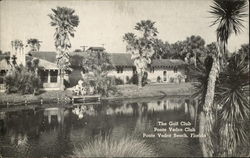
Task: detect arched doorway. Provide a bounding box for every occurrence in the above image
[163,71,167,82]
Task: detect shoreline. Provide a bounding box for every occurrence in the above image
[0,83,195,109]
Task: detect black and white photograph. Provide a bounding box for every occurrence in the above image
[0,0,249,157]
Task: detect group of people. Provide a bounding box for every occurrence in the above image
[73,79,95,96]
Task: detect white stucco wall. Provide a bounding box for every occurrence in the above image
[107,67,186,84]
[147,67,186,83]
[108,67,134,83]
[72,66,186,85]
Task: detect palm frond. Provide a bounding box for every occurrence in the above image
[216,53,249,122]
[48,6,79,53]
[190,56,213,108]
[209,0,248,44]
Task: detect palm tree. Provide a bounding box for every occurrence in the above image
[123,20,158,88]
[190,43,216,109]
[199,0,248,156]
[10,40,24,66]
[216,52,249,156]
[199,51,250,157]
[203,0,247,123]
[152,39,172,59]
[26,38,42,52]
[81,50,115,96]
[48,7,80,90]
[204,0,248,114]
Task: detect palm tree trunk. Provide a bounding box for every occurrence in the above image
[60,70,65,90]
[35,68,38,77]
[203,56,219,113]
[33,67,39,95]
[200,55,220,157]
[138,71,143,88]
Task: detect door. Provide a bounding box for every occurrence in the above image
[163,71,167,82]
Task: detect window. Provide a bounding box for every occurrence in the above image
[0,70,6,84]
[0,77,3,84]
[50,70,58,83]
[150,67,154,73]
[82,68,88,74]
[132,67,136,74]
[40,70,49,83]
[0,70,6,76]
[163,71,167,81]
[116,67,124,73]
[126,76,130,82]
[174,67,178,73]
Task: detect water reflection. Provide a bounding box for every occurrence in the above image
[0,97,248,157]
[44,107,67,124]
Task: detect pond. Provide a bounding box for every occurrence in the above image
[0,96,248,157]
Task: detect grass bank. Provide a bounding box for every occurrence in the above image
[113,82,194,99]
[0,83,194,107]
[72,135,156,157]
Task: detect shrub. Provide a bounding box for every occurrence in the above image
[126,76,130,83]
[73,135,156,157]
[80,51,119,96]
[4,65,41,94]
[157,76,161,82]
[115,77,124,85]
[128,73,138,84]
[83,75,118,97]
[169,77,175,83]
[128,72,148,85]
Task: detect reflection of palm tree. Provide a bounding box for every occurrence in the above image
[134,103,148,134]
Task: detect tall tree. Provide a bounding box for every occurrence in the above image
[238,44,249,62]
[200,0,248,156]
[26,38,42,52]
[170,41,187,59]
[152,39,172,59]
[10,39,24,66]
[181,35,206,67]
[48,7,80,90]
[123,20,158,88]
[205,0,248,117]
[81,51,116,96]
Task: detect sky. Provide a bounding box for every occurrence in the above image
[0,0,249,53]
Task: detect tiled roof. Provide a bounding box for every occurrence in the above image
[87,47,105,51]
[29,51,57,63]
[0,59,10,70]
[109,53,186,68]
[109,53,134,67]
[38,58,58,69]
[29,51,186,68]
[69,51,87,57]
[151,59,186,67]
[0,54,9,60]
[0,56,58,70]
[26,55,58,69]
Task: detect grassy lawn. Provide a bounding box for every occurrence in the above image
[115,82,194,99]
[0,82,194,105]
[0,90,73,104]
